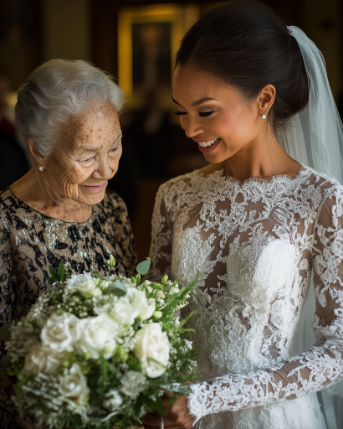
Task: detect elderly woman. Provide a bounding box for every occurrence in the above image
[0,59,137,428]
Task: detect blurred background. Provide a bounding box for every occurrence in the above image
[0,0,342,259]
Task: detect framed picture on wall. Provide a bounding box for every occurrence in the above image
[118,4,199,106]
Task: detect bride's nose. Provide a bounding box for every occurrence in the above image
[181,116,205,139]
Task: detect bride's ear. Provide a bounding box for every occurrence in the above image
[258,84,276,117]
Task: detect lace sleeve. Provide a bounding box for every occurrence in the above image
[149,185,173,281]
[188,189,343,422]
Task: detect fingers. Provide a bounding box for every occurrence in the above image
[167,396,195,429]
[142,414,172,427]
[167,415,194,429]
[141,413,162,426]
[142,413,185,429]
[142,395,195,429]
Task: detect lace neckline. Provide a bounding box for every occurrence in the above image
[199,163,308,187]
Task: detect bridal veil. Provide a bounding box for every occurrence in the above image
[278,26,343,429]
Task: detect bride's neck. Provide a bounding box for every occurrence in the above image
[223,137,300,181]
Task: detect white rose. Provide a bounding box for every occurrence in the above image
[110,297,139,326]
[127,288,155,321]
[134,323,170,378]
[70,273,101,298]
[41,313,81,353]
[76,313,118,359]
[59,364,89,407]
[24,343,64,375]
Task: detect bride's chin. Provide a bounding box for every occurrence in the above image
[203,151,227,164]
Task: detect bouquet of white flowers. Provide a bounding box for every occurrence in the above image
[3,257,198,429]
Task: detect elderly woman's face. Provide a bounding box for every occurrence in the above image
[45,102,122,206]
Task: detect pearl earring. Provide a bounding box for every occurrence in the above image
[260,111,266,120]
[38,166,45,172]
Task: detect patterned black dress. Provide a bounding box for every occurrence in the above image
[0,188,138,428]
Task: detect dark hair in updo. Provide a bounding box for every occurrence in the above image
[175,0,309,133]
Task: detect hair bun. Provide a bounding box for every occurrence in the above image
[176,0,309,133]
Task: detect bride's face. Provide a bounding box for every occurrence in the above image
[172,64,265,164]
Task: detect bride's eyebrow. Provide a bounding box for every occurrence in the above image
[172,96,218,107]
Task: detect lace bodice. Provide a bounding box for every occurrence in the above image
[149,164,343,427]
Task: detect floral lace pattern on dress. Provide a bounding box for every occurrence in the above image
[149,165,343,429]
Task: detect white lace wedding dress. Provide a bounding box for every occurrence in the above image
[149,164,343,429]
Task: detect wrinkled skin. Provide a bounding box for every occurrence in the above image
[11,102,122,222]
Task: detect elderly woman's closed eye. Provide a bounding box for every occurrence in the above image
[0,59,138,429]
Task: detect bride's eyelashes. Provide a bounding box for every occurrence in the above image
[198,111,214,118]
[174,111,215,117]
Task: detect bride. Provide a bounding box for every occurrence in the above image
[144,1,343,428]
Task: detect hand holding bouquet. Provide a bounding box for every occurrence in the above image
[4,257,198,429]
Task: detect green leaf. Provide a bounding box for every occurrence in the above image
[55,293,63,303]
[189,270,200,289]
[136,258,151,275]
[151,396,167,416]
[49,265,57,277]
[160,384,190,394]
[157,272,199,321]
[0,329,11,342]
[110,280,127,297]
[58,259,65,282]
[48,277,57,285]
[179,310,194,328]
[94,272,103,286]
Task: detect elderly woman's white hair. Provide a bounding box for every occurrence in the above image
[15,59,125,157]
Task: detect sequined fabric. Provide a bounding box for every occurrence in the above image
[0,187,137,428]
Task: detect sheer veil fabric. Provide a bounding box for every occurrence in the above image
[279,26,343,429]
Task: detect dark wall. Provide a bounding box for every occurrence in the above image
[0,0,42,89]
[91,0,304,79]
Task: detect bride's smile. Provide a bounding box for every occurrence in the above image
[172,64,300,182]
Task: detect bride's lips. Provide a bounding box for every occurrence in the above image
[195,138,221,153]
[82,183,106,191]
